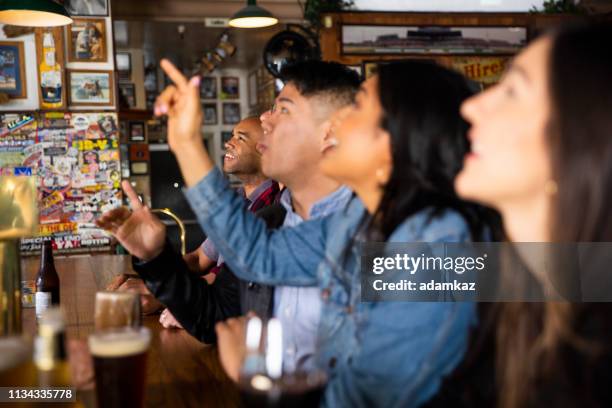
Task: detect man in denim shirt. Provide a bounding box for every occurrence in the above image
[98,60,361,372]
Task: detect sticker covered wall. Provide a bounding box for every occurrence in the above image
[0,112,121,253]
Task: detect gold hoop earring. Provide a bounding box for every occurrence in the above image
[544,180,558,195]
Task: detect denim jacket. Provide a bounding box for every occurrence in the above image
[185,168,476,407]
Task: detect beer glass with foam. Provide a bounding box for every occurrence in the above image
[89,327,151,408]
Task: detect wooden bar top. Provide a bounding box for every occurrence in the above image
[21,254,240,408]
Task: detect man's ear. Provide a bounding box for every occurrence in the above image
[319,119,333,143]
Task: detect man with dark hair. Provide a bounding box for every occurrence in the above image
[98,61,361,371]
[106,116,281,333]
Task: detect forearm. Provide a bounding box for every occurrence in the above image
[133,243,241,343]
[184,168,323,286]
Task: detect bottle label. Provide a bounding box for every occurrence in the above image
[41,71,61,88]
[44,50,56,67]
[35,292,52,318]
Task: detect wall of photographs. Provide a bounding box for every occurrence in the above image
[0,0,120,254]
[197,68,250,169]
[0,7,115,111]
[0,112,120,254]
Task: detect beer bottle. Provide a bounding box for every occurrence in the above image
[36,241,60,319]
[39,31,63,109]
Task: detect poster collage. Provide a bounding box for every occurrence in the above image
[0,112,121,253]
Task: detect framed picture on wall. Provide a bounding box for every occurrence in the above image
[130,161,149,175]
[116,52,131,81]
[342,25,528,55]
[0,41,27,99]
[222,103,241,125]
[129,121,146,142]
[118,82,136,109]
[200,77,217,99]
[63,0,109,16]
[67,18,108,63]
[220,76,239,99]
[129,144,150,161]
[203,103,217,125]
[68,69,114,106]
[146,120,164,143]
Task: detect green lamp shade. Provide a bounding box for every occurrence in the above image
[0,0,73,27]
[229,0,278,28]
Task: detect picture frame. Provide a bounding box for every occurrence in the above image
[146,120,164,144]
[67,69,114,107]
[203,103,218,125]
[116,52,131,81]
[35,28,66,109]
[222,103,241,125]
[66,18,108,63]
[62,0,109,16]
[220,76,239,99]
[129,121,146,143]
[118,82,136,109]
[129,144,150,161]
[130,161,149,175]
[200,76,217,99]
[342,25,528,56]
[0,41,27,99]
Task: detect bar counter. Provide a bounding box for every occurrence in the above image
[21,254,240,408]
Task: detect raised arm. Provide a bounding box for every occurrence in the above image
[153,59,327,286]
[184,167,330,286]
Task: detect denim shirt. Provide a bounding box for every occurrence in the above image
[201,179,276,265]
[185,167,476,407]
[275,186,352,373]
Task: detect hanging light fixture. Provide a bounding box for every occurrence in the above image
[229,0,278,29]
[0,0,72,27]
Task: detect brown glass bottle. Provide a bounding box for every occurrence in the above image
[35,241,60,319]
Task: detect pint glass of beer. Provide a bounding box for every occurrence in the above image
[94,291,141,331]
[89,327,151,408]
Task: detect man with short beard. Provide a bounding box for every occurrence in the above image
[107,116,281,334]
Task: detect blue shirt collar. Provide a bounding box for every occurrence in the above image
[280,185,352,221]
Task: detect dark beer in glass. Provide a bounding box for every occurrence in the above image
[89,327,150,408]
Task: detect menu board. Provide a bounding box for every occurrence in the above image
[0,112,121,254]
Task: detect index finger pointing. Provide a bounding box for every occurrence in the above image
[121,180,144,210]
[160,59,188,90]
